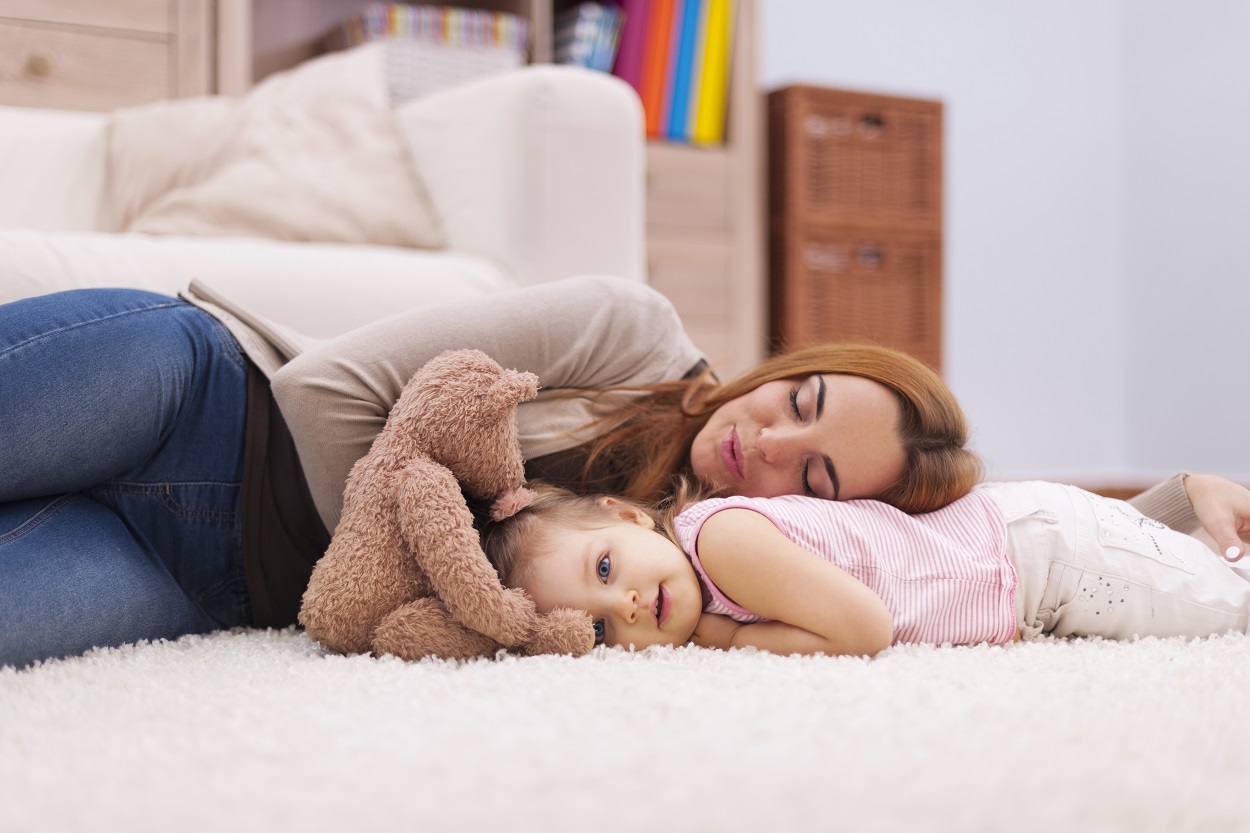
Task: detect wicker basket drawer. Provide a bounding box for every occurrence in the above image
[770,227,942,371]
[0,20,172,111]
[769,85,941,234]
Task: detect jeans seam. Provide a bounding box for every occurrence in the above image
[0,495,76,546]
[0,300,183,362]
[93,482,241,523]
[196,563,250,624]
[200,310,247,371]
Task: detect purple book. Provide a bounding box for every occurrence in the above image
[611,0,650,93]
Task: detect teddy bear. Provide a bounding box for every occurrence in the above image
[298,348,595,661]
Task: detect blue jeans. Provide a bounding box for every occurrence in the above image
[0,289,252,668]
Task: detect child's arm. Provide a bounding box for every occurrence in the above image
[691,508,893,657]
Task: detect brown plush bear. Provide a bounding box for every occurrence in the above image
[298,349,595,661]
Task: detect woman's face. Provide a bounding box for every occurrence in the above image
[689,373,907,501]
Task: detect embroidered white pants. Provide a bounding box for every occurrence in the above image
[983,481,1250,641]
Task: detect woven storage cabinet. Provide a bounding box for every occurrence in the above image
[769,229,942,371]
[768,85,943,370]
[769,86,941,234]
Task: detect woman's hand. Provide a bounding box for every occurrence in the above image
[1185,474,1250,561]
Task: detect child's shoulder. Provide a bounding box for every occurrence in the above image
[674,495,811,551]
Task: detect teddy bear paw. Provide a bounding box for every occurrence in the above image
[520,607,596,657]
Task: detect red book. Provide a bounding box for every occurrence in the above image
[638,0,676,137]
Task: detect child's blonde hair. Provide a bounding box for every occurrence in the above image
[482,482,670,589]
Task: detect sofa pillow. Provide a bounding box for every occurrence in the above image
[107,44,445,249]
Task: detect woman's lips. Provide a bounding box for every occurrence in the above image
[720,428,743,480]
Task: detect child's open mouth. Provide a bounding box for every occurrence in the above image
[655,584,672,626]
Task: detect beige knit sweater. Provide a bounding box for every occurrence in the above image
[183,275,1198,538]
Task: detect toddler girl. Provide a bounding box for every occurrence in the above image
[482,477,1250,656]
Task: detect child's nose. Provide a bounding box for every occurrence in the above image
[616,590,639,624]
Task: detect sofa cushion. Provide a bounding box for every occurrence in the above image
[0,107,109,232]
[108,45,444,250]
[0,230,513,338]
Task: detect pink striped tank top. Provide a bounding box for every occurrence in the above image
[673,491,1017,646]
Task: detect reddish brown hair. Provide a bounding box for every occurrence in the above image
[579,343,981,513]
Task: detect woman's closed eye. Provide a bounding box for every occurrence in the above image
[789,377,838,501]
[789,384,806,422]
[788,386,817,496]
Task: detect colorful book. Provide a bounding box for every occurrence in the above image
[638,0,676,136]
[553,3,597,66]
[692,0,735,145]
[610,0,650,92]
[683,0,711,138]
[656,0,685,137]
[554,3,624,71]
[665,0,703,141]
[590,6,624,71]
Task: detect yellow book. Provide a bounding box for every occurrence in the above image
[684,0,711,140]
[692,0,734,145]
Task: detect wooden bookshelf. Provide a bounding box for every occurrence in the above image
[217,0,765,379]
[0,0,763,377]
[0,0,213,111]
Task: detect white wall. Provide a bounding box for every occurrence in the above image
[1122,1,1250,481]
[761,1,1250,485]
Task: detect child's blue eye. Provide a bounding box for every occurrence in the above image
[596,554,611,582]
[593,619,605,645]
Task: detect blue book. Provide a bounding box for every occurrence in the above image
[665,0,703,141]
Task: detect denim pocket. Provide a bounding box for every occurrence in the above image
[90,480,251,628]
[0,495,76,545]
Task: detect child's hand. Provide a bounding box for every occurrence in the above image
[691,612,741,650]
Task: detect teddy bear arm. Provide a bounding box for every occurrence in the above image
[395,457,540,647]
[522,607,598,657]
[373,597,502,661]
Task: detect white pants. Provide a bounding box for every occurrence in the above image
[982,481,1250,641]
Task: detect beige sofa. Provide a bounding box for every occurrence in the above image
[0,59,645,339]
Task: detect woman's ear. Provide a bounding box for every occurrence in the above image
[595,496,656,529]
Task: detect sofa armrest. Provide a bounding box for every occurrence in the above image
[0,106,109,232]
[394,65,646,286]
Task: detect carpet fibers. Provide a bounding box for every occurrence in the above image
[3,629,1249,832]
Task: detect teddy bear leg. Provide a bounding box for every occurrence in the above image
[372,597,501,661]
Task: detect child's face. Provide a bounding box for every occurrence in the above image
[519,507,702,650]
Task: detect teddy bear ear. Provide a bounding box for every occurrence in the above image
[490,369,540,404]
[490,486,536,522]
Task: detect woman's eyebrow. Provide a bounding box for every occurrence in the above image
[823,455,840,501]
[814,376,838,499]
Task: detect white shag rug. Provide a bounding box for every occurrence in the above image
[4,630,1250,833]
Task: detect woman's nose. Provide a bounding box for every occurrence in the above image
[616,590,639,624]
[756,427,790,465]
